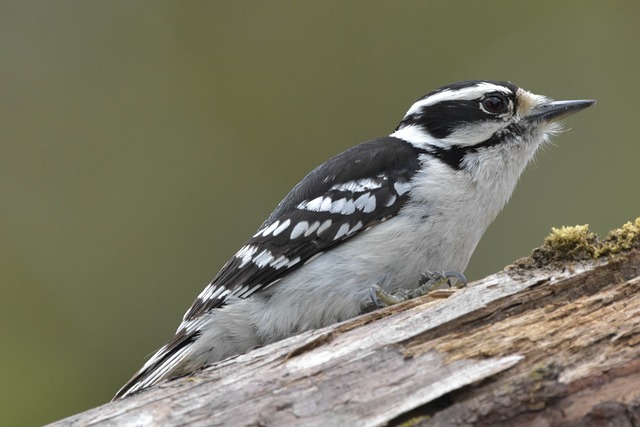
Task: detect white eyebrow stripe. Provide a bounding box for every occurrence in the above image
[405,83,513,116]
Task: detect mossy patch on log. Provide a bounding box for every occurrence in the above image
[510,218,640,269]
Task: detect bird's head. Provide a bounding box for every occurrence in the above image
[391,80,595,172]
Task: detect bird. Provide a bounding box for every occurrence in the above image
[114,80,595,399]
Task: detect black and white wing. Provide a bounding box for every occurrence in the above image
[115,136,425,398]
[183,137,425,319]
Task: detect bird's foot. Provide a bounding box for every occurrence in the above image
[369,270,467,309]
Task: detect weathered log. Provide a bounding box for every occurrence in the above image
[48,221,640,427]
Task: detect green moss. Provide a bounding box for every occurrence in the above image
[510,217,640,269]
[601,217,640,255]
[543,224,599,259]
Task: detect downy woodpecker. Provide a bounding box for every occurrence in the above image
[115,80,595,398]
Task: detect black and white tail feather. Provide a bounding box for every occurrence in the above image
[115,81,594,399]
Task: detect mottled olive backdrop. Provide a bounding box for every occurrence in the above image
[1,1,638,425]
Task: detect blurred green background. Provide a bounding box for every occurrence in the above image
[1,1,638,425]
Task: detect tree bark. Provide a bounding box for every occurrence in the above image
[48,245,640,426]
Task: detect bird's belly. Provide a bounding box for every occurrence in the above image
[256,211,485,341]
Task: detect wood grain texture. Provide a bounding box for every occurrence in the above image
[48,250,640,427]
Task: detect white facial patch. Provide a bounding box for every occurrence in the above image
[405,82,515,116]
[443,121,506,147]
[391,125,440,147]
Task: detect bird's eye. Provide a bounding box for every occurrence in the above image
[481,95,508,114]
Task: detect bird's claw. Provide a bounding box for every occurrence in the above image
[369,270,467,309]
[369,284,408,309]
[420,270,468,289]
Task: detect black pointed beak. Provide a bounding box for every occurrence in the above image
[527,99,596,123]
